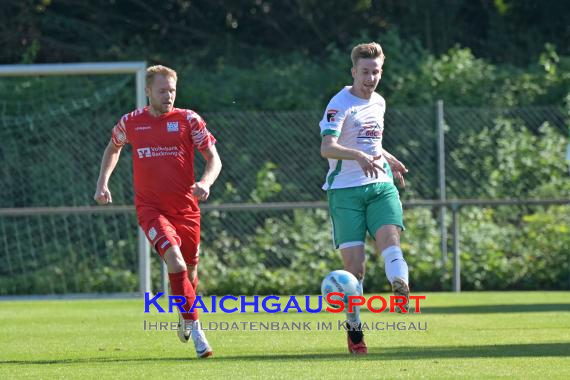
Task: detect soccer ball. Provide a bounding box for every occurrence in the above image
[321,270,361,308]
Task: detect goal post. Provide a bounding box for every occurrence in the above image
[0,62,152,296]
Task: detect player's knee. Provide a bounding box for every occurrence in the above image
[164,247,186,273]
[375,225,401,251]
[385,234,400,248]
[167,259,186,273]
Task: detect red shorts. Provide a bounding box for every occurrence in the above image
[137,206,201,266]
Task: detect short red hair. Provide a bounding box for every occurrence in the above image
[146,65,177,87]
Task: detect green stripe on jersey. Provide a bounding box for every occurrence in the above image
[327,160,343,189]
[321,129,341,137]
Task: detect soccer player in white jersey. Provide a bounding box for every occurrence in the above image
[319,42,410,355]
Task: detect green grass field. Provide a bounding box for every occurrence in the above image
[1,292,569,379]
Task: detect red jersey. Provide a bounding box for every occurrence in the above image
[111,107,216,213]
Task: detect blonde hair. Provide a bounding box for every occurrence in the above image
[146,65,177,87]
[351,42,385,67]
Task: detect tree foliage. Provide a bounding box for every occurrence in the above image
[3,0,569,65]
[2,1,569,110]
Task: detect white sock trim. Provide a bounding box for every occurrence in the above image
[339,241,365,249]
[381,245,402,260]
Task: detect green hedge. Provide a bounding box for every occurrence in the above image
[197,205,570,295]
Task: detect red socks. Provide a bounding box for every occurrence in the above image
[168,270,198,321]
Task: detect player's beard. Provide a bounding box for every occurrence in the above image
[162,103,173,113]
[150,102,172,115]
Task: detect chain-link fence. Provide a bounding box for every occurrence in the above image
[1,73,568,295]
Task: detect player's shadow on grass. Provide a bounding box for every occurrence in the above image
[216,342,570,361]
[3,343,570,364]
[405,303,570,314]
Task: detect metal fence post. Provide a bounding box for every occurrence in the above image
[137,227,151,295]
[437,100,447,266]
[451,203,461,292]
[136,66,151,296]
[161,260,169,296]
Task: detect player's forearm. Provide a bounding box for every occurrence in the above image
[198,154,222,187]
[321,141,366,161]
[96,143,121,188]
[382,148,396,162]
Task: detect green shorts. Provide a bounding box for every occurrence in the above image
[327,182,404,249]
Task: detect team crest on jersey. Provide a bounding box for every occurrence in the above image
[326,109,338,122]
[167,121,179,132]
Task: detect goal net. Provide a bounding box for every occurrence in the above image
[0,63,153,296]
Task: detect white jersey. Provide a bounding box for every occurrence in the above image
[319,86,392,190]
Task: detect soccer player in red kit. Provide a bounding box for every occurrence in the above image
[94,65,221,358]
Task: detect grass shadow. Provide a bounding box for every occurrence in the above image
[3,342,569,365]
[413,303,570,314]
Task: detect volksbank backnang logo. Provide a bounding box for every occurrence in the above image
[137,147,151,158]
[136,146,179,159]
